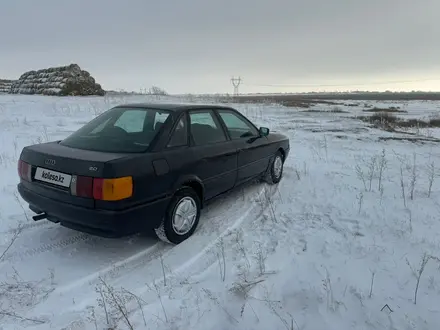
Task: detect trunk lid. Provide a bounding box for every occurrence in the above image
[20,141,128,178]
[19,141,130,208]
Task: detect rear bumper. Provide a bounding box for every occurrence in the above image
[17,183,170,238]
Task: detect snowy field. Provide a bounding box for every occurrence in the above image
[0,94,439,330]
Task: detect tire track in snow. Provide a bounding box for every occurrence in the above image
[54,193,256,298]
[0,214,53,235]
[99,183,270,283]
[49,191,253,296]
[12,181,270,327]
[125,184,271,298]
[62,184,269,314]
[2,183,257,265]
[1,232,101,263]
[156,184,273,280]
[53,241,164,295]
[94,184,274,326]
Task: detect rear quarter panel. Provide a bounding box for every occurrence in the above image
[161,147,200,192]
[95,154,163,211]
[95,147,197,211]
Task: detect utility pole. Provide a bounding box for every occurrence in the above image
[231,76,242,96]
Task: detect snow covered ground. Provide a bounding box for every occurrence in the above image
[0,94,439,330]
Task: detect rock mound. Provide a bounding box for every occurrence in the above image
[0,79,15,93]
[10,64,105,96]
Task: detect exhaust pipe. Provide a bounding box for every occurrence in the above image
[32,213,47,221]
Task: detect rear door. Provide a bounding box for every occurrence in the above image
[151,112,194,199]
[215,109,270,184]
[187,109,238,200]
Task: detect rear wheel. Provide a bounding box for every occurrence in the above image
[154,187,201,244]
[264,150,284,184]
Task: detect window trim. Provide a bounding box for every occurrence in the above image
[165,112,190,149]
[188,109,229,146]
[215,108,259,140]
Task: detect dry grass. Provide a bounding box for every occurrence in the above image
[220,94,344,108]
[362,107,407,113]
[300,106,349,113]
[358,112,440,129]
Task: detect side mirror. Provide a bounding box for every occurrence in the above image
[259,127,269,136]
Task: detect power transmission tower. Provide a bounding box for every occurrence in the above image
[231,76,242,96]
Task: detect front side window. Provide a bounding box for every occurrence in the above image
[217,110,258,139]
[60,107,171,153]
[189,111,227,145]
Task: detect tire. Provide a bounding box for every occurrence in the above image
[154,187,201,244]
[263,150,284,184]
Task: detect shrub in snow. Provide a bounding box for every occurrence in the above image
[10,64,105,96]
[0,79,15,94]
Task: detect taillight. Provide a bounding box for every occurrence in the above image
[93,177,133,201]
[93,178,103,200]
[70,175,133,201]
[18,160,32,182]
[70,175,94,198]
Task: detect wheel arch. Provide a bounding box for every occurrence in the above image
[172,175,205,208]
[277,147,285,161]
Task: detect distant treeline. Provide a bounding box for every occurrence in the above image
[233,92,440,101]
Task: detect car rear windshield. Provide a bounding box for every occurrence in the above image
[60,107,171,153]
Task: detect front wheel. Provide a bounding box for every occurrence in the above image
[264,150,284,184]
[154,187,201,244]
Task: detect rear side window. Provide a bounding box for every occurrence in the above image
[60,107,171,153]
[167,115,188,148]
[155,112,169,127]
[189,111,227,145]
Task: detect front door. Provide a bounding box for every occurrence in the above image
[216,109,270,185]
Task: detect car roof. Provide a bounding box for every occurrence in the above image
[113,103,235,113]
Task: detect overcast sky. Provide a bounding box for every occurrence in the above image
[1,0,439,94]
